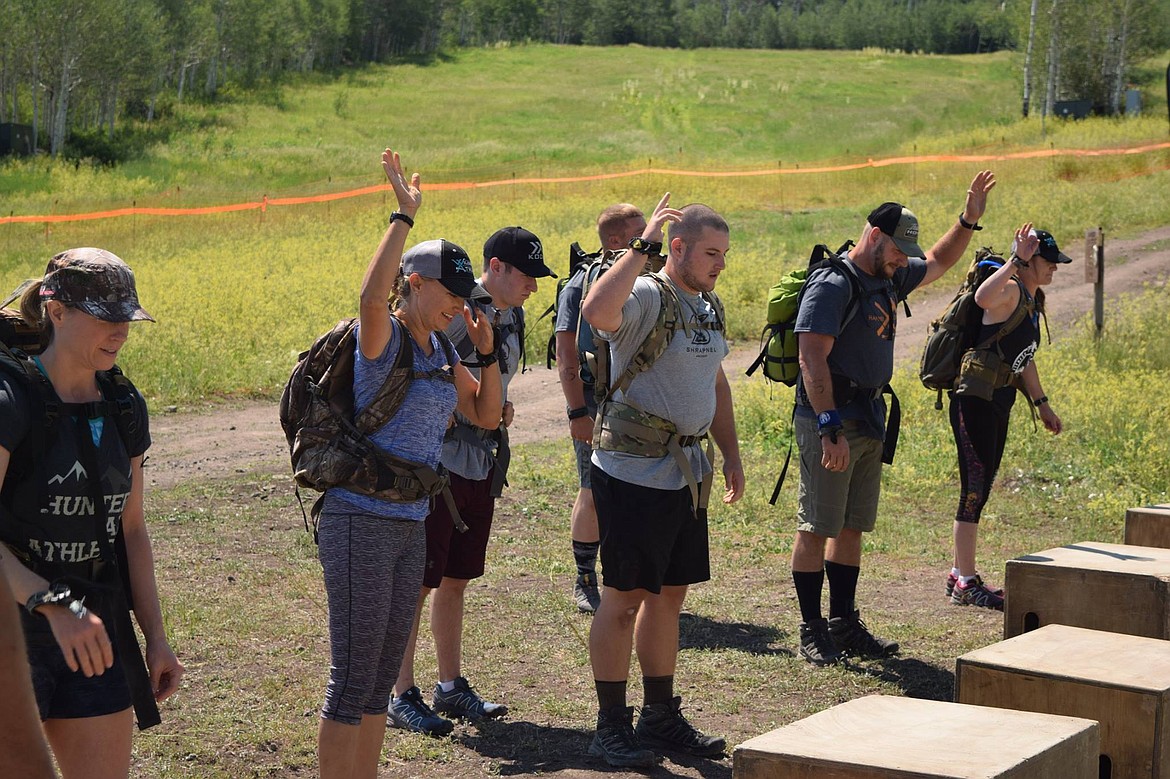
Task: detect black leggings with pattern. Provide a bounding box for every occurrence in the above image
[949,388,1017,524]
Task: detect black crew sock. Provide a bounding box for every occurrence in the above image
[595,680,627,713]
[825,560,860,619]
[792,569,826,623]
[642,675,674,707]
[573,540,600,578]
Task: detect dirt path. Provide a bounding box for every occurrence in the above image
[145,227,1170,490]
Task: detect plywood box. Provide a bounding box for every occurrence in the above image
[1004,541,1170,639]
[733,694,1099,779]
[1126,505,1170,549]
[957,624,1170,779]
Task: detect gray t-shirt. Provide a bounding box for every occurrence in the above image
[794,254,926,438]
[591,274,728,490]
[440,301,522,480]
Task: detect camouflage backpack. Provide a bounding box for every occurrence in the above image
[279,316,462,535]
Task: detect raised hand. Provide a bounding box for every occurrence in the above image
[382,148,421,214]
[962,169,996,224]
[644,192,683,242]
[1013,222,1040,263]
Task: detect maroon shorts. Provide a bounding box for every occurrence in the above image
[423,470,496,588]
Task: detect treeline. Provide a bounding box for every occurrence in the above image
[0,0,1165,160]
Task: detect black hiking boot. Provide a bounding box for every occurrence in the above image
[799,618,843,666]
[589,706,659,768]
[828,610,899,659]
[636,696,725,757]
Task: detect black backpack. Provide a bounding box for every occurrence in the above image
[278,316,462,535]
[538,241,599,368]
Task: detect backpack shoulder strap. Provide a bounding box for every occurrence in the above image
[974,278,1033,352]
[602,271,677,402]
[353,317,415,433]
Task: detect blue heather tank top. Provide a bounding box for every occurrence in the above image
[324,319,458,520]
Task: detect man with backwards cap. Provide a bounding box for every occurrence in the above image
[391,226,555,735]
[790,171,997,666]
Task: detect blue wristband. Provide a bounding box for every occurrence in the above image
[816,409,842,433]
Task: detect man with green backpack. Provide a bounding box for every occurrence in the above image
[790,171,997,667]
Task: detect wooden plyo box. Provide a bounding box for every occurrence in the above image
[1004,541,1170,640]
[956,624,1170,779]
[1126,505,1170,549]
[732,694,1099,779]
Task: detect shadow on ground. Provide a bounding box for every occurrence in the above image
[842,655,955,701]
[459,718,732,778]
[679,612,792,657]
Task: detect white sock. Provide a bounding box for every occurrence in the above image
[950,567,961,579]
[438,679,457,693]
[959,573,979,587]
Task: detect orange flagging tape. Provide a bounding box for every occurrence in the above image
[4,141,1168,225]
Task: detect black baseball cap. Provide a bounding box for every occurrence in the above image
[1033,229,1072,263]
[483,226,556,278]
[867,202,926,259]
[401,239,492,303]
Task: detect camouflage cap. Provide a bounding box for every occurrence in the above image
[40,248,154,323]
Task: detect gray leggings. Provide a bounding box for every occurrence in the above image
[318,509,425,725]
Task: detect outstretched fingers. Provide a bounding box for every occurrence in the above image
[964,169,997,221]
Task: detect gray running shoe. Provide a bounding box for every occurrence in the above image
[799,618,843,666]
[574,572,601,613]
[828,610,899,659]
[388,686,454,736]
[589,706,659,768]
[636,696,725,757]
[432,677,507,721]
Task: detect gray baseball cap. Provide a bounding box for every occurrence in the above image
[867,202,926,259]
[401,239,492,303]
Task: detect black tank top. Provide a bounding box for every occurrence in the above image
[977,282,1039,376]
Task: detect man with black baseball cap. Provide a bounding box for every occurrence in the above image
[788,171,997,667]
[391,225,552,735]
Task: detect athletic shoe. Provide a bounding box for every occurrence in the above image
[951,575,1005,611]
[635,696,726,757]
[827,610,899,659]
[574,572,601,614]
[589,706,659,768]
[388,686,454,736]
[947,571,1003,600]
[432,677,507,721]
[798,618,843,667]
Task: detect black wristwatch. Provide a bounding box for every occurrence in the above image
[25,582,88,620]
[958,213,982,231]
[628,237,661,255]
[462,350,498,368]
[389,211,415,228]
[566,406,590,420]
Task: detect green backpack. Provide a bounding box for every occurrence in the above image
[745,241,861,385]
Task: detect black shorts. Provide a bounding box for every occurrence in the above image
[423,470,496,589]
[590,463,710,594]
[23,616,131,720]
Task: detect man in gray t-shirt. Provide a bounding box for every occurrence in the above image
[790,171,997,667]
[554,203,649,614]
[580,196,743,768]
[391,226,556,733]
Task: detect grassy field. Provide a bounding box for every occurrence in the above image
[1,44,1169,777]
[1,46,1167,402]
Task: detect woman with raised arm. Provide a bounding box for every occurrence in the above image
[947,224,1067,610]
[0,248,183,779]
[316,149,502,779]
